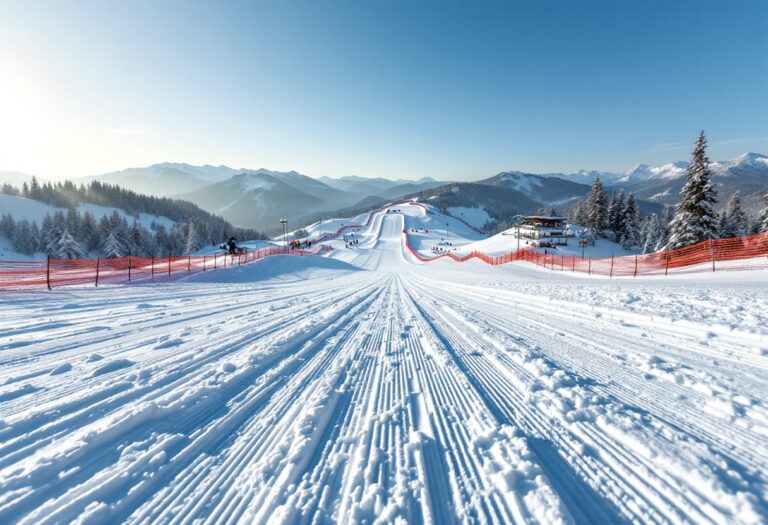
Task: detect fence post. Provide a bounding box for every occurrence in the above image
[610,255,615,278]
[188,255,191,271]
[203,256,206,271]
[95,257,100,287]
[168,254,172,276]
[710,239,716,272]
[128,256,132,281]
[46,256,51,290]
[560,256,564,271]
[588,257,591,275]
[572,255,575,271]
[151,257,155,278]
[634,255,638,278]
[665,252,670,276]
[214,254,217,269]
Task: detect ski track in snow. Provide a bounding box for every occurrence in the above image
[1,207,767,524]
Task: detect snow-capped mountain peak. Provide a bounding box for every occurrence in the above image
[620,161,688,183]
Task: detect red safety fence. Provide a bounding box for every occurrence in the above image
[0,244,332,290]
[403,229,768,277]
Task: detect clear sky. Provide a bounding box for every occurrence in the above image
[1,0,766,181]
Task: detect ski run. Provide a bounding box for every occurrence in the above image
[1,204,767,525]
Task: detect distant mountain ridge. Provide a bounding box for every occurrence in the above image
[3,152,765,232]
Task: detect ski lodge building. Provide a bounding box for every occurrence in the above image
[517,216,572,245]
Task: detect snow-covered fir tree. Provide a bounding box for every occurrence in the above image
[570,199,588,226]
[55,229,83,259]
[1,214,15,239]
[655,205,674,251]
[760,191,768,233]
[607,190,625,239]
[585,176,608,235]
[723,191,747,238]
[640,213,662,254]
[185,221,200,254]
[12,220,36,256]
[663,131,719,250]
[102,232,125,258]
[619,193,641,250]
[79,212,99,252]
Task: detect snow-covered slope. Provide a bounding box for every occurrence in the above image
[0,193,176,230]
[0,194,177,260]
[1,205,767,524]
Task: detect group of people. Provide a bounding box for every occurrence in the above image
[288,239,312,249]
[345,238,359,248]
[410,227,429,234]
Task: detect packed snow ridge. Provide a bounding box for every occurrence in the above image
[1,203,767,524]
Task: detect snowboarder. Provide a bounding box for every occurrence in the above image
[227,236,237,255]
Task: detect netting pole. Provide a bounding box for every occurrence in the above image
[95,258,100,287]
[588,257,591,275]
[188,256,191,271]
[633,255,638,277]
[128,256,132,281]
[46,256,51,290]
[610,255,614,278]
[168,254,172,276]
[665,252,670,276]
[151,257,155,278]
[214,254,217,269]
[203,256,206,271]
[710,240,716,272]
[572,255,575,271]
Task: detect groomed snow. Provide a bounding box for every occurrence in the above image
[1,203,767,524]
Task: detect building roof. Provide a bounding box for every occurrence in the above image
[522,216,567,221]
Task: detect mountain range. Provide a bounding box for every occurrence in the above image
[2,153,766,232]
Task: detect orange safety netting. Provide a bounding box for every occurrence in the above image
[403,230,768,277]
[0,245,331,290]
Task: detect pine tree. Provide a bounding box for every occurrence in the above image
[717,208,729,239]
[1,213,15,239]
[607,190,626,238]
[571,199,588,226]
[102,232,125,258]
[663,131,719,250]
[185,221,200,254]
[585,176,608,235]
[720,191,748,238]
[12,220,35,256]
[655,205,674,251]
[640,213,662,254]
[760,190,768,233]
[81,212,99,251]
[619,193,641,250]
[55,229,82,259]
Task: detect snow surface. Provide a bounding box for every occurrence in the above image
[1,203,767,524]
[447,206,492,229]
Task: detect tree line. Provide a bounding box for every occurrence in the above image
[571,132,768,254]
[1,178,266,258]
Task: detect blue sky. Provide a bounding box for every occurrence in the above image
[0,0,766,180]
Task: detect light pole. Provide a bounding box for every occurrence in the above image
[280,218,288,248]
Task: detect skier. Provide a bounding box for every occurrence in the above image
[227,236,237,255]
